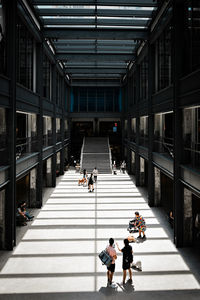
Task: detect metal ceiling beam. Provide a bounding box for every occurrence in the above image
[42,18,148,27]
[54,40,139,46]
[65,68,126,74]
[56,53,135,62]
[70,81,121,87]
[32,0,157,7]
[70,73,122,78]
[44,28,148,40]
[56,48,136,54]
[37,8,154,18]
[64,62,127,67]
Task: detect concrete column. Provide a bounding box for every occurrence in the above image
[30,168,37,208]
[46,157,53,186]
[131,150,136,175]
[140,157,145,186]
[0,190,6,249]
[154,167,161,206]
[183,188,193,246]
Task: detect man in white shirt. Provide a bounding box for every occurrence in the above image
[92,167,98,182]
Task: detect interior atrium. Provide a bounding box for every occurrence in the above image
[0,0,200,299]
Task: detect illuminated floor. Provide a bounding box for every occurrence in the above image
[0,171,199,299]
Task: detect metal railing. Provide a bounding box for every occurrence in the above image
[108,137,112,173]
[80,136,85,171]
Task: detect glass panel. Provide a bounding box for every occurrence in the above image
[79,88,87,111]
[139,116,148,147]
[154,112,173,158]
[0,1,5,75]
[97,89,104,112]
[17,18,33,90]
[16,112,38,159]
[43,116,52,147]
[105,88,113,111]
[0,108,7,166]
[183,106,200,170]
[88,88,96,112]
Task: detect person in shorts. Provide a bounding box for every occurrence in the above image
[116,239,133,285]
[106,238,117,288]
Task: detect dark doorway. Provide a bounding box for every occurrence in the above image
[16,174,30,207]
[161,173,174,214]
[192,194,200,245]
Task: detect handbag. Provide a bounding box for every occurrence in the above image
[99,250,112,267]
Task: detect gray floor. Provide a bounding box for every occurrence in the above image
[0,171,199,300]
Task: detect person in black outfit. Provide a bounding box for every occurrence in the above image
[116,239,133,285]
[88,173,94,192]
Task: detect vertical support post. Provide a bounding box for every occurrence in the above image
[173,0,185,247]
[60,77,65,176]
[148,43,155,207]
[135,65,140,186]
[5,0,17,250]
[52,64,57,187]
[36,42,43,208]
[183,188,193,246]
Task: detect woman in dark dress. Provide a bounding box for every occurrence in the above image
[88,173,94,192]
[116,239,133,285]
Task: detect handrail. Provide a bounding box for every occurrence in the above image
[108,137,112,173]
[80,136,85,171]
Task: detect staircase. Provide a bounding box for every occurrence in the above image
[81,137,112,174]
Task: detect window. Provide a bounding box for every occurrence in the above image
[0,108,7,166]
[183,106,200,169]
[186,0,200,73]
[43,55,51,99]
[71,87,120,112]
[17,18,34,90]
[0,1,5,75]
[155,25,172,91]
[140,56,148,100]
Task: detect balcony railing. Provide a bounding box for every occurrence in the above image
[154,137,174,159]
[16,137,38,160]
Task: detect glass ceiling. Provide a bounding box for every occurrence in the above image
[31,0,158,84]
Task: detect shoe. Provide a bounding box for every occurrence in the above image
[107,282,111,287]
[137,235,142,238]
[142,235,146,239]
[127,279,133,284]
[110,283,117,288]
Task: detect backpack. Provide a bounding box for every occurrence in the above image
[99,250,112,267]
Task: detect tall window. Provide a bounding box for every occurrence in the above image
[71,87,120,112]
[186,1,200,73]
[17,18,34,90]
[0,108,7,166]
[0,0,5,75]
[155,25,172,91]
[140,56,148,100]
[183,106,200,169]
[43,55,51,99]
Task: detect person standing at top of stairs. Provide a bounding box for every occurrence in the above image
[93,167,98,182]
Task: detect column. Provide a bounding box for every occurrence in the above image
[51,64,57,187]
[173,0,185,247]
[36,42,43,208]
[30,168,37,207]
[60,78,65,176]
[148,43,155,207]
[154,167,161,206]
[135,65,140,186]
[5,0,17,250]
[183,188,193,246]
